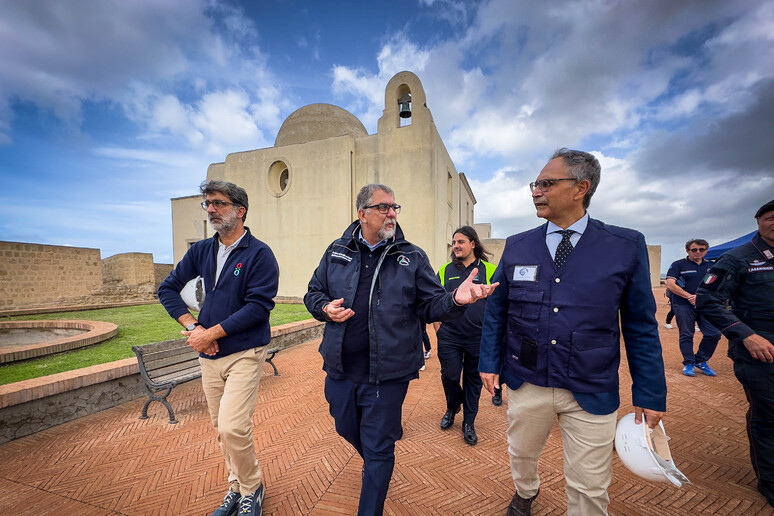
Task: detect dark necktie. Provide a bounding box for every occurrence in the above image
[554,229,575,267]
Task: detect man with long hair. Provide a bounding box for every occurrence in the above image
[434,226,497,445]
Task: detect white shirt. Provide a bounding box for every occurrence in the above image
[545,212,588,260]
[214,231,247,285]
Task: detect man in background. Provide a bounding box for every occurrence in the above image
[434,226,496,445]
[666,239,721,377]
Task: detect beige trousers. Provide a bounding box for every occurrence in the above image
[199,346,268,495]
[506,382,617,516]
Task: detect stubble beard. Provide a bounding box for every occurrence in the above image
[209,211,239,234]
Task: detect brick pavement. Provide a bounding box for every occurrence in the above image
[0,287,771,515]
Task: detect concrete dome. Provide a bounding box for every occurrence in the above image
[275,103,368,147]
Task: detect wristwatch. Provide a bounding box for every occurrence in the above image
[186,322,201,331]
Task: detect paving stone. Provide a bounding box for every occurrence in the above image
[0,288,771,515]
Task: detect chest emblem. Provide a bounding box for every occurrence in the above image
[234,262,243,276]
[397,255,410,266]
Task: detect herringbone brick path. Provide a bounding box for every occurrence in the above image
[0,288,771,515]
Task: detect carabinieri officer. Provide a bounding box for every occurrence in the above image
[697,199,774,508]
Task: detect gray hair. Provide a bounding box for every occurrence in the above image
[550,148,601,209]
[200,179,249,222]
[356,183,395,212]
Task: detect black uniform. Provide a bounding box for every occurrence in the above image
[696,232,774,505]
[436,259,496,427]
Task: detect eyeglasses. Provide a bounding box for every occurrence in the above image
[688,248,707,253]
[364,203,401,214]
[201,199,238,210]
[529,178,577,193]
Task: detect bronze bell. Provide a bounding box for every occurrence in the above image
[398,94,411,118]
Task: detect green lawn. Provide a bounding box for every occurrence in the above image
[0,303,312,386]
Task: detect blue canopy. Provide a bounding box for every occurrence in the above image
[706,230,757,260]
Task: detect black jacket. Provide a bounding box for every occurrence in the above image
[697,232,774,359]
[305,221,464,382]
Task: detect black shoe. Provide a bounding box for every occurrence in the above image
[462,422,478,445]
[237,484,265,516]
[211,488,240,516]
[440,405,461,429]
[506,488,539,516]
[759,479,774,507]
[492,387,502,406]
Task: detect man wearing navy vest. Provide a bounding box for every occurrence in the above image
[479,149,667,516]
[434,226,497,445]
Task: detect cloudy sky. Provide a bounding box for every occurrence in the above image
[1,0,772,271]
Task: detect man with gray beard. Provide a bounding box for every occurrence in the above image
[305,183,498,515]
[158,180,279,516]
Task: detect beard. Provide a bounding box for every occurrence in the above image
[378,217,397,240]
[209,210,239,233]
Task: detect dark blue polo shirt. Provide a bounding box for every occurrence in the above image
[666,257,714,307]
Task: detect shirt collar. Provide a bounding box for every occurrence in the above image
[547,212,589,235]
[356,227,389,251]
[218,230,246,252]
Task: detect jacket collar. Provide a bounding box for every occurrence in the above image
[213,227,252,249]
[340,220,406,248]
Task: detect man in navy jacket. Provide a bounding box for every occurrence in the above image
[479,149,667,516]
[158,180,279,516]
[305,183,498,516]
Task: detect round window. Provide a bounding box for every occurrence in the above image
[268,160,291,197]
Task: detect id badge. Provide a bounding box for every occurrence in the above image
[513,265,539,282]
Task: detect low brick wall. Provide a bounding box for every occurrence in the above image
[0,319,323,444]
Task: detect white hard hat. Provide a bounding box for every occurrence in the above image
[180,276,206,312]
[614,412,690,487]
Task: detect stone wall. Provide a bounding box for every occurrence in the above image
[154,263,173,293]
[0,241,102,312]
[103,252,154,287]
[0,242,163,314]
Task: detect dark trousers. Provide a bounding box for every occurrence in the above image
[422,329,431,352]
[673,303,721,365]
[734,356,774,485]
[324,375,409,516]
[437,338,482,424]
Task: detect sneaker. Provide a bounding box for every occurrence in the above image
[211,488,240,516]
[237,484,265,516]
[419,364,426,371]
[664,323,673,329]
[682,364,695,377]
[695,326,700,333]
[424,350,431,359]
[695,362,716,376]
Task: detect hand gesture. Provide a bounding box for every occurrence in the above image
[453,269,500,305]
[325,298,355,323]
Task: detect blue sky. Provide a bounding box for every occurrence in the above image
[0,0,772,271]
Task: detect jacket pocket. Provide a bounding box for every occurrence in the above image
[568,331,619,380]
[508,288,544,320]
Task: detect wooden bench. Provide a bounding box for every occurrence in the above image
[132,340,292,424]
[132,339,200,424]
